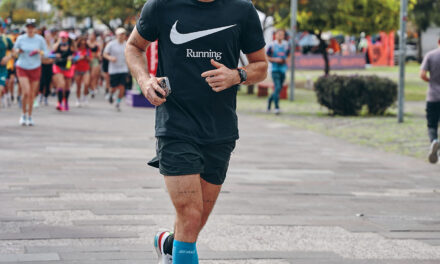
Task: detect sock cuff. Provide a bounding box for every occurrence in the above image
[173,239,196,250]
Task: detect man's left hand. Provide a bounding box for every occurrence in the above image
[201,59,240,92]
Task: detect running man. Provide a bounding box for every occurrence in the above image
[267,29,290,115]
[14,18,49,126]
[421,36,440,164]
[125,0,268,263]
[0,21,13,109]
[104,28,128,111]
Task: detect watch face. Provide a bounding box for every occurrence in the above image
[239,69,247,82]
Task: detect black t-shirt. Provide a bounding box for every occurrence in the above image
[55,42,74,69]
[137,0,265,144]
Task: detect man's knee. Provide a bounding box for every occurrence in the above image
[176,203,203,231]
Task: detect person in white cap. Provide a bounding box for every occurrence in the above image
[103,27,128,111]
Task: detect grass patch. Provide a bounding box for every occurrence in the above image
[237,87,429,160]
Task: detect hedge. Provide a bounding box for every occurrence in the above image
[314,75,397,116]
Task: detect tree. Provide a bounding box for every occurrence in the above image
[410,0,440,61]
[297,0,407,75]
[297,0,342,75]
[0,0,39,24]
[252,0,290,33]
[49,0,140,30]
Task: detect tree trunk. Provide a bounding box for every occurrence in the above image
[102,21,115,34]
[323,48,330,76]
[316,32,330,76]
[417,28,423,63]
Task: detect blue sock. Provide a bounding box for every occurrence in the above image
[172,239,198,264]
[116,98,122,104]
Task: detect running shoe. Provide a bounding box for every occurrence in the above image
[154,230,173,264]
[26,116,34,126]
[90,90,95,99]
[56,103,64,112]
[274,108,281,115]
[109,94,114,104]
[76,100,81,108]
[429,140,439,164]
[44,97,49,106]
[63,99,69,111]
[19,114,27,126]
[33,97,39,108]
[116,103,121,112]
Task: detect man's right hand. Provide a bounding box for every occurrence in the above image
[139,74,167,106]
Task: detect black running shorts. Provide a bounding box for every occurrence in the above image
[110,73,127,88]
[148,137,236,185]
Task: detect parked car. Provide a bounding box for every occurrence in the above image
[394,44,418,64]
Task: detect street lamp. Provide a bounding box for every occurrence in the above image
[289,0,297,102]
[398,0,408,123]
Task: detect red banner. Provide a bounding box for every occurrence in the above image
[367,32,395,66]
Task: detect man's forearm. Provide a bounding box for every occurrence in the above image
[126,44,150,85]
[243,61,268,85]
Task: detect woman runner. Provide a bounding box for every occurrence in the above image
[87,30,101,98]
[74,37,91,107]
[52,31,76,111]
[13,19,49,126]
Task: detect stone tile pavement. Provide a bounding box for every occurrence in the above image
[0,96,440,263]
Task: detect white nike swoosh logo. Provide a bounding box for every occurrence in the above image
[170,21,236,45]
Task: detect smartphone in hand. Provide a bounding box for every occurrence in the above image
[156,77,172,98]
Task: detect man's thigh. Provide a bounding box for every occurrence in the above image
[165,174,203,209]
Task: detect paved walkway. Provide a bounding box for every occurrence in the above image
[0,95,440,263]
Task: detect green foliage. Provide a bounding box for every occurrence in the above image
[410,0,440,32]
[314,75,397,116]
[297,0,404,35]
[0,0,40,24]
[337,0,400,35]
[363,76,398,115]
[49,0,141,28]
[252,0,290,30]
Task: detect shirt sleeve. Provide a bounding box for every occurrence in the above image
[266,44,273,56]
[104,42,112,55]
[13,37,21,50]
[7,38,13,50]
[136,0,160,42]
[40,37,50,57]
[421,54,430,72]
[240,3,266,54]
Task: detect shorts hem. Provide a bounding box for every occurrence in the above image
[159,169,203,177]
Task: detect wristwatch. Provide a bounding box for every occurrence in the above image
[237,68,247,84]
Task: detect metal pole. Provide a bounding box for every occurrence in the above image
[398,0,408,123]
[289,0,297,101]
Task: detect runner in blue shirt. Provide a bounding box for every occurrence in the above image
[267,29,291,115]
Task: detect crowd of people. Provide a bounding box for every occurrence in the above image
[0,18,130,126]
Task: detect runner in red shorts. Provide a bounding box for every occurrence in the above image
[52,31,76,111]
[13,19,49,126]
[74,37,91,107]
